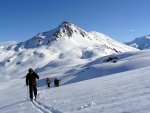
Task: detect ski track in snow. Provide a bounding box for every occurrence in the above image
[32,100,62,113]
[32,100,52,113]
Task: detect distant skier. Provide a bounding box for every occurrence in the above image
[46,78,51,88]
[54,78,61,87]
[26,68,39,101]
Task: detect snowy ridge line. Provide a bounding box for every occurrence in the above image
[32,100,52,113]
[36,100,63,113]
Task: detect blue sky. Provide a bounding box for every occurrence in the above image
[0,0,150,45]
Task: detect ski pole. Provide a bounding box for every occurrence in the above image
[27,85,28,99]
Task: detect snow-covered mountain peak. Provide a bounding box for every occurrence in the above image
[59,21,74,29]
[53,21,88,38]
[125,35,150,50]
[7,21,137,52]
[13,21,89,49]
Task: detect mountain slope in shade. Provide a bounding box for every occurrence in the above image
[125,35,150,50]
[0,21,137,81]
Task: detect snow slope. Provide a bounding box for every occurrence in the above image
[1,50,150,113]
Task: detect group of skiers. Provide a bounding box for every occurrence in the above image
[26,68,61,101]
[45,77,61,88]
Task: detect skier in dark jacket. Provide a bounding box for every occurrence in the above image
[26,68,39,101]
[54,78,61,87]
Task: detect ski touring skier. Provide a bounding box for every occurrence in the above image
[26,68,39,101]
[54,78,61,87]
[46,78,51,88]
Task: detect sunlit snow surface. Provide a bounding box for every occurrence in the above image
[1,49,150,113]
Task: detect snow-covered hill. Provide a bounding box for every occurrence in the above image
[125,35,150,50]
[1,49,150,113]
[0,21,137,81]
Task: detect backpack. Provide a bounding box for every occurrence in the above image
[46,78,50,83]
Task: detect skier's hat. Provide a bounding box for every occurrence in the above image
[29,68,33,72]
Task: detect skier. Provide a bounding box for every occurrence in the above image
[54,78,61,87]
[26,68,39,101]
[46,78,51,88]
